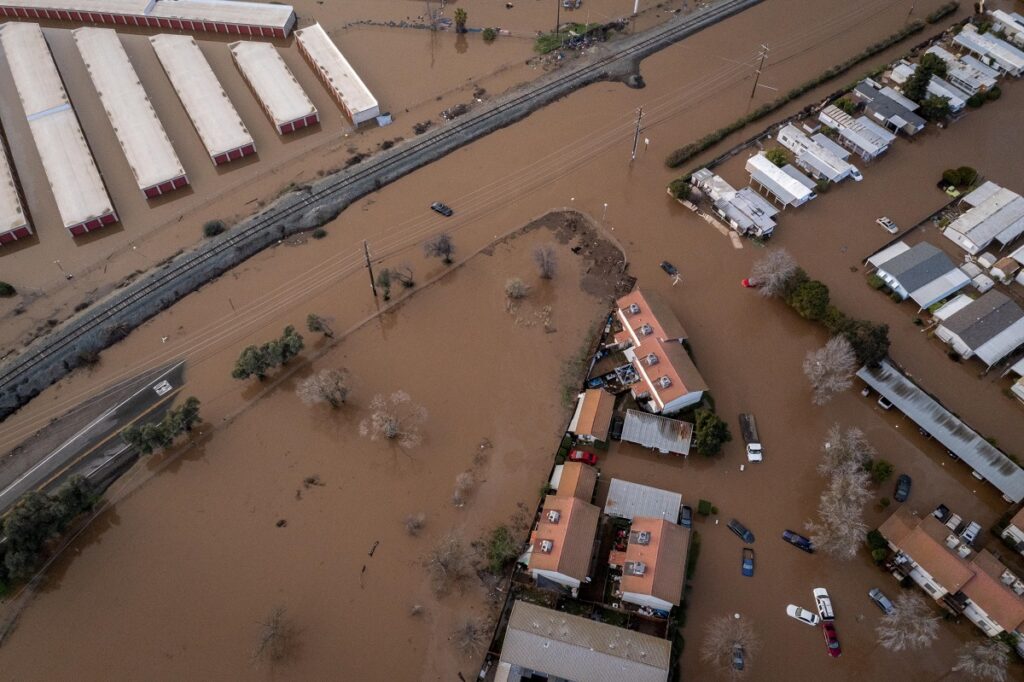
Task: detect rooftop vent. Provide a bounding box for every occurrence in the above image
[1001,569,1017,586]
[539,540,554,554]
[639,324,653,336]
[635,530,652,545]
[658,376,673,389]
[645,353,659,367]
[547,510,561,524]
[956,544,972,559]
[628,303,641,315]
[945,534,960,549]
[1013,580,1024,596]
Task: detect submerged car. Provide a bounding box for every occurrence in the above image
[822,621,842,658]
[728,519,755,544]
[430,201,453,216]
[894,474,912,502]
[869,588,895,615]
[680,505,693,529]
[782,529,814,553]
[567,449,597,466]
[813,587,834,621]
[742,548,755,577]
[660,261,679,276]
[741,278,760,288]
[876,216,898,234]
[732,644,745,671]
[786,605,820,626]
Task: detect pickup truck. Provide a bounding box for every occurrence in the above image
[739,413,763,462]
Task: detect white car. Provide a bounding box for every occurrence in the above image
[746,443,763,463]
[786,604,820,626]
[875,216,898,234]
[813,588,835,621]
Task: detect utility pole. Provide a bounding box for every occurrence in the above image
[363,240,378,298]
[749,43,768,99]
[555,0,561,33]
[630,106,644,161]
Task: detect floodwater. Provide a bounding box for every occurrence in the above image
[2,0,1024,678]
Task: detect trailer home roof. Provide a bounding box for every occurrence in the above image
[73,28,184,193]
[1,23,114,231]
[150,33,253,159]
[295,23,378,120]
[229,41,316,128]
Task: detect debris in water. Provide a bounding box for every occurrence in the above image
[369,540,380,557]
[276,519,287,528]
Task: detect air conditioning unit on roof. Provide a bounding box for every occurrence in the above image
[645,353,659,367]
[547,510,561,523]
[658,376,672,389]
[628,303,641,315]
[540,540,554,553]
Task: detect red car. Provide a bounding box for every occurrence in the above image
[567,449,598,466]
[741,278,760,288]
[821,622,842,658]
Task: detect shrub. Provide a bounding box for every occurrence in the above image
[312,228,327,239]
[834,97,857,114]
[788,280,830,321]
[966,93,985,108]
[866,529,888,550]
[843,319,890,366]
[482,27,497,42]
[871,548,889,564]
[764,147,788,167]
[869,459,895,484]
[925,1,958,24]
[0,281,15,298]
[485,525,520,574]
[693,408,731,456]
[986,86,1001,101]
[202,220,226,238]
[697,499,713,516]
[867,274,886,290]
[668,177,692,200]
[505,278,529,299]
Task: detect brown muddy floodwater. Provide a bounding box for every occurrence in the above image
[1,0,1023,678]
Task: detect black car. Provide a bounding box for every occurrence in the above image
[894,474,912,502]
[727,519,755,544]
[680,505,693,529]
[782,529,814,553]
[660,261,679,276]
[430,201,453,217]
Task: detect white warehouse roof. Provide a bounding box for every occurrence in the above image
[229,41,316,130]
[604,478,681,522]
[0,0,296,32]
[73,28,185,194]
[0,136,28,238]
[745,152,816,207]
[296,23,379,124]
[0,23,114,232]
[150,33,253,160]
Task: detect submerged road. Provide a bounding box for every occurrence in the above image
[0,361,184,513]
[0,0,764,421]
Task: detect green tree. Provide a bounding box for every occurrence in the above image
[51,475,96,517]
[482,27,497,42]
[765,148,788,167]
[306,313,334,338]
[454,7,467,33]
[3,492,62,580]
[693,408,732,456]
[233,345,272,380]
[788,280,830,321]
[843,319,890,366]
[918,95,951,121]
[278,326,304,364]
[834,97,857,115]
[868,459,895,484]
[918,52,947,79]
[485,525,520,574]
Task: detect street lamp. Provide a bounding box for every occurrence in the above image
[54,259,72,280]
[602,203,609,222]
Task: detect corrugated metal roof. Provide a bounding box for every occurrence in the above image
[745,153,815,206]
[150,34,253,159]
[0,134,27,236]
[940,290,1024,350]
[230,41,316,128]
[73,28,184,192]
[856,361,1024,502]
[0,23,114,230]
[604,478,682,521]
[0,0,295,30]
[500,601,671,682]
[621,409,693,455]
[296,23,379,121]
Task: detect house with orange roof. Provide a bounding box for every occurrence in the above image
[613,288,708,414]
[1001,506,1024,557]
[527,495,601,594]
[552,461,598,501]
[614,517,690,613]
[568,388,616,443]
[880,506,1024,644]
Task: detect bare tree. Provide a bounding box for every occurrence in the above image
[424,534,471,595]
[533,245,557,279]
[452,471,475,507]
[359,390,428,449]
[252,606,297,665]
[750,249,798,298]
[296,368,350,408]
[423,233,455,264]
[505,277,529,300]
[876,592,941,652]
[306,313,334,338]
[818,424,875,477]
[951,640,1010,681]
[452,619,488,656]
[700,615,760,678]
[404,512,426,536]
[803,336,857,405]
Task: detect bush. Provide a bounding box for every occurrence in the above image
[866,529,888,550]
[764,148,788,167]
[0,281,15,298]
[485,525,520,574]
[312,228,327,239]
[482,27,497,42]
[693,408,731,456]
[685,530,701,580]
[986,86,1001,101]
[925,1,958,24]
[822,305,848,335]
[202,220,226,238]
[867,274,886,290]
[788,280,830,321]
[505,278,529,299]
[871,548,889,564]
[697,499,713,516]
[869,459,895,484]
[966,93,985,108]
[834,97,857,115]
[668,177,692,200]
[843,319,890,366]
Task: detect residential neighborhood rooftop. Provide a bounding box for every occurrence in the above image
[553,461,597,502]
[868,241,969,308]
[604,478,682,522]
[569,389,616,442]
[943,182,1024,254]
[619,517,689,608]
[528,494,600,582]
[938,290,1024,365]
[497,600,671,682]
[745,152,816,207]
[879,508,975,592]
[620,409,693,456]
[960,550,1024,634]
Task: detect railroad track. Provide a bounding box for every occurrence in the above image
[0,0,762,416]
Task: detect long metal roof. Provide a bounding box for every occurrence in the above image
[295,23,379,120]
[229,41,316,127]
[0,135,28,236]
[0,23,113,230]
[745,153,815,206]
[0,0,295,30]
[150,33,253,159]
[73,28,184,192]
[857,361,1024,502]
[620,409,693,455]
[604,478,682,521]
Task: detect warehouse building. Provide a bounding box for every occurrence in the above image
[296,23,380,125]
[0,23,117,236]
[0,134,31,245]
[0,0,296,38]
[229,41,318,135]
[74,27,187,198]
[150,34,255,165]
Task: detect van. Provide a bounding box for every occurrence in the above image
[960,522,981,545]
